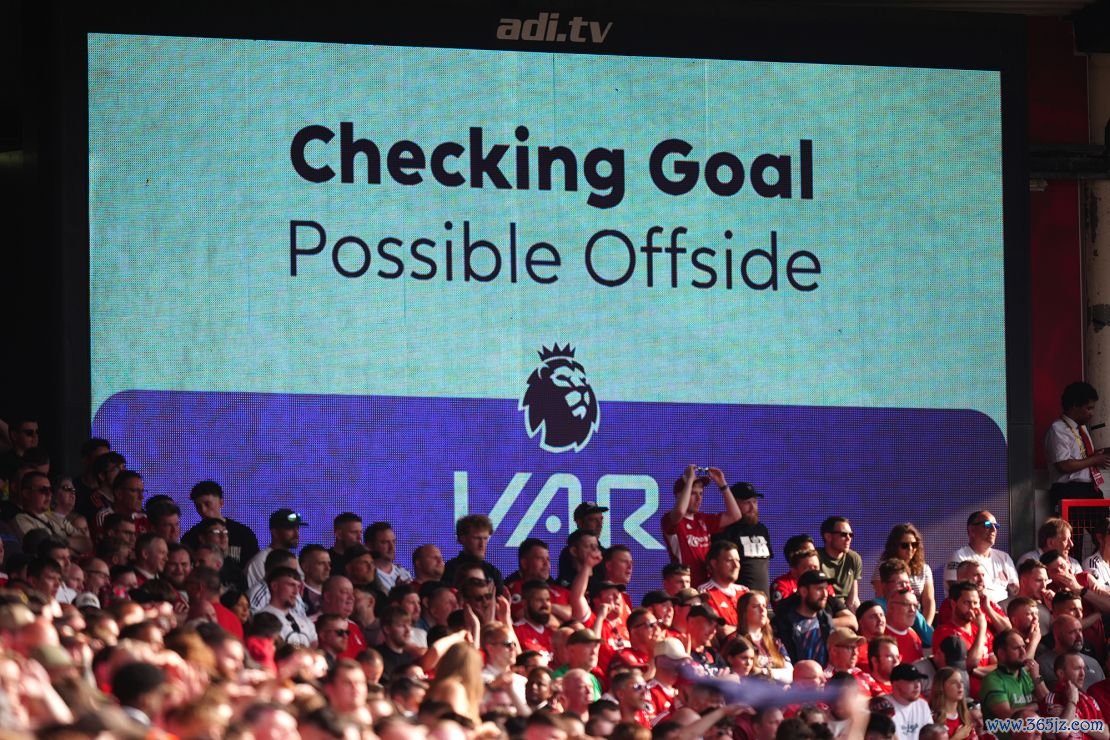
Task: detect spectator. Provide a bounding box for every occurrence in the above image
[661,465,742,587]
[855,600,887,670]
[884,588,925,664]
[772,571,836,665]
[297,543,330,616]
[933,580,995,695]
[1045,381,1109,511]
[83,450,125,519]
[442,514,504,591]
[507,538,572,622]
[411,544,445,586]
[928,666,976,740]
[92,470,150,541]
[146,499,182,545]
[1036,614,1105,691]
[863,636,900,696]
[132,533,168,584]
[716,481,772,594]
[945,511,1018,605]
[888,664,932,740]
[111,660,166,730]
[1043,653,1109,740]
[737,590,792,681]
[245,509,306,589]
[698,540,747,629]
[979,628,1047,720]
[317,575,368,660]
[819,516,863,610]
[771,536,820,605]
[557,502,607,586]
[1018,518,1082,573]
[257,565,315,647]
[181,481,259,566]
[329,512,363,566]
[871,524,936,624]
[366,521,412,593]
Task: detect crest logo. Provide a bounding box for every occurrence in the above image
[519,344,599,453]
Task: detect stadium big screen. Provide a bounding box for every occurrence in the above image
[85,8,1022,599]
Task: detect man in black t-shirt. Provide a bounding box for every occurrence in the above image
[715,482,772,594]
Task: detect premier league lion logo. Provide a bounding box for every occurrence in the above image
[519,344,600,453]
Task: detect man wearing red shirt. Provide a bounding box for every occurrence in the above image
[612,608,662,677]
[884,589,925,664]
[612,668,654,728]
[861,636,899,696]
[506,539,571,622]
[824,627,881,697]
[698,540,748,629]
[514,580,556,664]
[316,575,368,661]
[582,581,631,671]
[661,465,742,587]
[934,580,996,695]
[770,537,821,606]
[184,565,243,640]
[1043,653,1109,740]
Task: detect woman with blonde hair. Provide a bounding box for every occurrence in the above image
[929,666,975,740]
[426,641,485,727]
[871,523,936,623]
[736,591,791,682]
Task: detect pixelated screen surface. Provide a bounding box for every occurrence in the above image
[88,34,1008,599]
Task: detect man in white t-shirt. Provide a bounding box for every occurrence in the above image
[945,511,1017,604]
[887,663,932,740]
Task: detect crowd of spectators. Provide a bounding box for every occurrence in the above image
[0,414,1103,740]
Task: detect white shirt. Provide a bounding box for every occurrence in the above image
[945,545,1018,604]
[1086,552,1110,589]
[258,604,316,647]
[890,696,932,740]
[376,563,414,594]
[245,548,272,589]
[1045,416,1097,485]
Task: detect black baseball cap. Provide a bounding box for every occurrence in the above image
[642,590,678,607]
[687,604,724,624]
[589,580,626,597]
[798,570,831,587]
[574,502,609,519]
[891,663,928,681]
[269,508,306,529]
[729,482,763,499]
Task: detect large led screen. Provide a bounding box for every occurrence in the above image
[88,33,1007,597]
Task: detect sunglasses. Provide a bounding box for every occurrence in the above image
[832,531,853,538]
[899,541,919,549]
[973,520,998,530]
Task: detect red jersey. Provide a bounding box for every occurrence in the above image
[583,610,630,672]
[824,665,881,697]
[514,620,555,663]
[214,601,244,641]
[934,620,993,696]
[340,620,368,661]
[886,625,925,663]
[507,577,570,621]
[661,512,726,586]
[938,597,1008,635]
[861,672,892,696]
[1043,689,1104,740]
[647,679,678,719]
[771,573,800,604]
[699,581,748,626]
